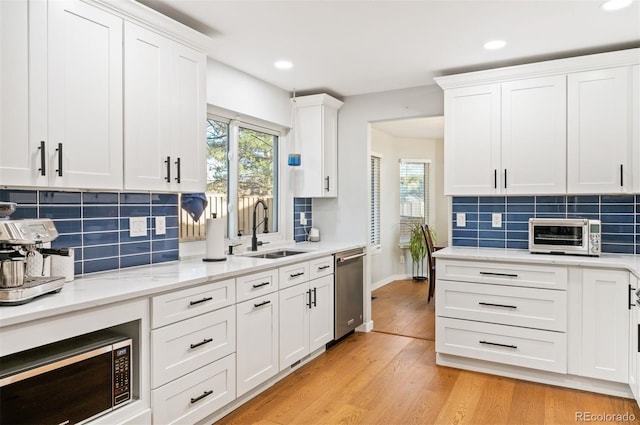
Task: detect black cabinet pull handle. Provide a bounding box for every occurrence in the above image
[56,143,63,176]
[493,169,497,189]
[290,272,304,278]
[164,156,171,182]
[629,284,633,310]
[479,302,517,309]
[189,297,213,306]
[190,390,213,404]
[307,290,312,308]
[637,324,640,353]
[254,300,271,308]
[620,164,624,187]
[175,157,181,183]
[479,271,518,278]
[252,281,270,288]
[504,169,507,189]
[190,338,213,349]
[318,265,330,270]
[38,141,46,176]
[313,287,317,307]
[325,176,330,192]
[479,340,517,349]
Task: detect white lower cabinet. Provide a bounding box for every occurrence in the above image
[152,354,236,425]
[568,268,629,383]
[630,276,640,406]
[279,274,334,371]
[236,292,279,397]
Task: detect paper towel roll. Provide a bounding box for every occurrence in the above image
[50,248,75,282]
[204,218,226,262]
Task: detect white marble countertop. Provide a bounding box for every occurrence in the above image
[434,246,640,279]
[0,241,363,328]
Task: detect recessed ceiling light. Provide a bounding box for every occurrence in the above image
[274,60,293,70]
[601,0,632,11]
[484,40,506,50]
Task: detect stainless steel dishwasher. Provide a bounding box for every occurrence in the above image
[334,248,365,340]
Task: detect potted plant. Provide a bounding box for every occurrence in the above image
[409,222,427,281]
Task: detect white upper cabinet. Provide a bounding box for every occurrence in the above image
[501,76,566,194]
[443,84,501,195]
[294,94,343,198]
[436,49,639,196]
[567,67,633,194]
[124,22,206,192]
[1,0,123,190]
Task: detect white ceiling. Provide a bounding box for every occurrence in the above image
[138,0,639,98]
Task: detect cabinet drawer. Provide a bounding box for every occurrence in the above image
[279,262,310,290]
[436,281,567,331]
[436,317,567,374]
[236,269,278,302]
[152,354,235,425]
[308,256,334,280]
[437,259,567,290]
[152,306,235,388]
[152,279,235,328]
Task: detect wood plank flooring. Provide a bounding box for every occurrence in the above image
[215,280,640,425]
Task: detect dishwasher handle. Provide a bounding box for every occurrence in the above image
[337,252,365,263]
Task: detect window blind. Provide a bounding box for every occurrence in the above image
[370,155,381,248]
[399,160,429,245]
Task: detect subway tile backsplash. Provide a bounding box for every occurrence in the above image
[293,197,312,242]
[0,189,179,276]
[452,195,640,254]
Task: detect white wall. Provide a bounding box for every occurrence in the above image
[312,84,444,330]
[370,128,445,289]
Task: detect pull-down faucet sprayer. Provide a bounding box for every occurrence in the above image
[251,199,269,251]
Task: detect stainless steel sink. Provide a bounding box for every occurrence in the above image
[244,249,307,259]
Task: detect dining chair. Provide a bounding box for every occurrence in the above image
[421,224,436,303]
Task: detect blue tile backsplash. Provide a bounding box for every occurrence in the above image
[0,189,179,276]
[452,195,640,254]
[293,198,313,242]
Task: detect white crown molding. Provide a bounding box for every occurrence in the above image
[86,0,210,53]
[294,93,344,110]
[434,48,640,89]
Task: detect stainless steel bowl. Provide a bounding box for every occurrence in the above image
[0,259,25,288]
[0,202,17,219]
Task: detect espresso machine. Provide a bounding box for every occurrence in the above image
[0,202,68,305]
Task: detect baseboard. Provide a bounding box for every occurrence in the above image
[371,274,411,291]
[356,320,374,333]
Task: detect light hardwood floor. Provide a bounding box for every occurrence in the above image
[215,280,640,425]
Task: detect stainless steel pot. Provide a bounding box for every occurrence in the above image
[0,259,25,288]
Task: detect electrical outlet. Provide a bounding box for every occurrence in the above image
[300,212,307,226]
[400,255,405,264]
[456,213,466,227]
[129,217,147,237]
[155,216,166,235]
[492,213,502,228]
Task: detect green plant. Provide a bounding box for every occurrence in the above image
[409,222,427,280]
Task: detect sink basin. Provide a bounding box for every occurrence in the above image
[244,249,307,259]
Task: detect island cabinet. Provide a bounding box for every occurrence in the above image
[436,260,569,373]
[123,21,206,193]
[567,268,629,383]
[294,94,343,198]
[436,49,639,196]
[235,270,280,397]
[279,256,335,370]
[150,279,236,425]
[630,275,640,405]
[0,0,123,190]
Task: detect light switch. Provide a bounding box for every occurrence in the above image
[492,213,502,228]
[155,216,166,235]
[129,217,147,237]
[456,213,466,227]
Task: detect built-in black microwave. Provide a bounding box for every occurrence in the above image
[0,332,132,425]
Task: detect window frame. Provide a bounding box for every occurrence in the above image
[370,153,382,255]
[398,158,431,247]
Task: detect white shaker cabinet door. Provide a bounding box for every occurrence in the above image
[48,0,123,190]
[279,282,310,371]
[632,65,639,193]
[568,67,632,194]
[501,75,567,195]
[443,84,501,195]
[308,274,334,351]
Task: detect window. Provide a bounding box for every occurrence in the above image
[370,154,381,250]
[399,159,430,245]
[179,115,280,242]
